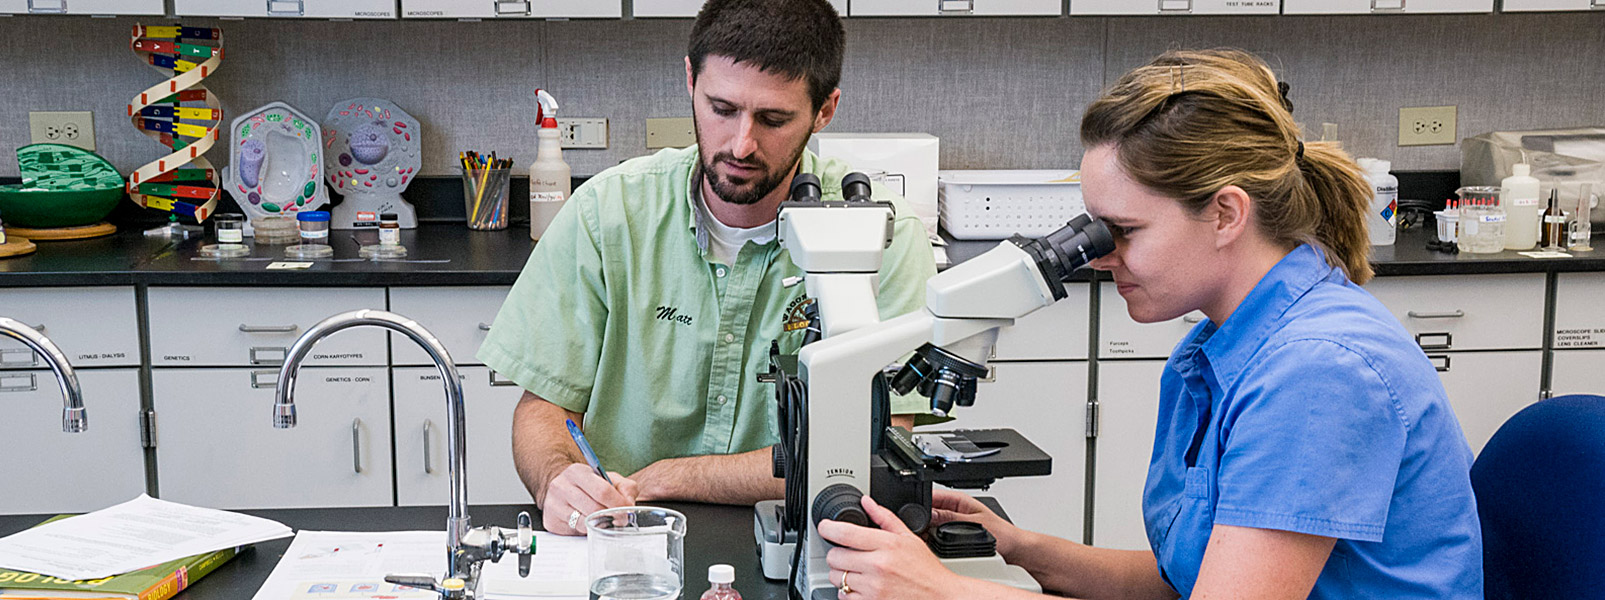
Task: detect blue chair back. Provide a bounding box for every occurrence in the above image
[1471,394,1605,599]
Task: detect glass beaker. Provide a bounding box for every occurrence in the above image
[200,213,250,258]
[1571,183,1595,252]
[587,507,685,600]
[1455,186,1505,254]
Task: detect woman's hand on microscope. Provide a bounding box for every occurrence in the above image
[818,496,979,600]
[930,489,1028,560]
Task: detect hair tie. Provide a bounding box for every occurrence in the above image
[1295,140,1306,162]
[1277,81,1294,113]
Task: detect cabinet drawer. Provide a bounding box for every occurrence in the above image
[148,287,387,366]
[1070,0,1279,15]
[992,283,1089,361]
[1363,274,1545,351]
[850,0,1060,16]
[0,369,146,514]
[1431,350,1542,455]
[394,366,530,506]
[1283,0,1492,13]
[1098,282,1204,359]
[935,361,1086,542]
[401,0,621,18]
[388,287,511,366]
[174,0,396,17]
[0,287,140,369]
[1551,349,1605,397]
[153,367,392,509]
[1554,272,1605,349]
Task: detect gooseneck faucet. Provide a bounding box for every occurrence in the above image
[0,317,87,433]
[273,309,532,599]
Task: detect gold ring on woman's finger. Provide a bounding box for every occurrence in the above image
[840,572,853,595]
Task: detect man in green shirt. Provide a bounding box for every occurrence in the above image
[480,0,936,536]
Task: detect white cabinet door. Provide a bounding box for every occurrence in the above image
[1283,0,1492,13]
[394,366,531,506]
[1364,274,1546,351]
[1070,0,1279,15]
[60,0,163,14]
[1550,350,1605,397]
[1554,272,1605,349]
[1098,282,1203,360]
[388,286,511,366]
[0,369,145,515]
[935,361,1087,543]
[850,0,1059,16]
[1092,360,1162,550]
[0,287,139,369]
[1430,350,1542,454]
[154,367,393,509]
[1502,0,1604,10]
[634,0,845,16]
[176,0,398,18]
[148,287,388,367]
[401,0,620,18]
[992,283,1090,361]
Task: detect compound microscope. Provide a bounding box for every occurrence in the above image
[755,173,1116,599]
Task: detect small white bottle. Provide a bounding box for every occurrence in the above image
[529,89,571,241]
[1361,159,1398,246]
[1500,163,1541,250]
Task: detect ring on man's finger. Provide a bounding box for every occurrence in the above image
[567,510,583,530]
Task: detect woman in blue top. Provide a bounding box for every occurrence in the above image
[818,49,1483,599]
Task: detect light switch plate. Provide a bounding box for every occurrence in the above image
[1399,106,1456,146]
[29,111,96,151]
[646,117,695,149]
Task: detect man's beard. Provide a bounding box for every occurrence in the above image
[695,118,807,206]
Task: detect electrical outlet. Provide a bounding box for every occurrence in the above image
[1398,105,1457,146]
[556,117,608,149]
[29,111,96,151]
[646,117,695,149]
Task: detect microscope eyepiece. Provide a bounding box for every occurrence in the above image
[789,173,823,203]
[841,172,873,203]
[1010,214,1116,301]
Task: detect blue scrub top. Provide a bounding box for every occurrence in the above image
[1142,244,1483,598]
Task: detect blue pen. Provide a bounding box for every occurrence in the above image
[565,418,614,484]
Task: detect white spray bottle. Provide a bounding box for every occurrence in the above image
[529,89,571,241]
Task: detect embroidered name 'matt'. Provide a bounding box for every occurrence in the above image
[655,305,694,326]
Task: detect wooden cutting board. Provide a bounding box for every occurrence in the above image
[4,221,117,240]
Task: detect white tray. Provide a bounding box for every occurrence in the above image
[938,170,1084,240]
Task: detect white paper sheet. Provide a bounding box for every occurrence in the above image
[250,530,590,600]
[0,494,293,581]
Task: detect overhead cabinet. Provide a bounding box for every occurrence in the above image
[0,0,163,15]
[174,0,398,18]
[850,0,1060,16]
[635,0,844,17]
[1070,0,1279,15]
[401,0,621,18]
[1501,0,1605,10]
[1282,0,1493,13]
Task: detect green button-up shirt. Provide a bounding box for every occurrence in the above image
[479,146,937,476]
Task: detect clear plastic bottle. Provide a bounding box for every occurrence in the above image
[1455,187,1506,254]
[699,565,741,600]
[1500,163,1541,250]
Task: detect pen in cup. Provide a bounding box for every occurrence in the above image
[565,418,613,484]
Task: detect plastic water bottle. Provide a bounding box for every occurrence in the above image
[699,565,742,600]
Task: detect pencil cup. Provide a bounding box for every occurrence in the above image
[462,167,511,231]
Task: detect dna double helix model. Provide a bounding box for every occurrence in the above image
[126,24,224,222]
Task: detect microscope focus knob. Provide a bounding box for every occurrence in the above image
[812,484,869,528]
[897,503,931,534]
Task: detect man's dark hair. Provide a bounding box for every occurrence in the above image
[688,0,845,111]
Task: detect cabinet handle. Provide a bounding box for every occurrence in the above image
[250,370,279,389]
[1158,0,1191,12]
[266,0,304,16]
[239,324,299,333]
[494,0,530,15]
[0,348,40,368]
[1428,355,1451,372]
[937,0,973,14]
[1182,314,1203,324]
[489,369,518,387]
[352,418,364,474]
[0,373,37,393]
[1371,0,1405,11]
[27,0,66,13]
[250,347,289,366]
[1415,332,1453,351]
[422,420,435,474]
[478,322,493,331]
[1406,310,1465,320]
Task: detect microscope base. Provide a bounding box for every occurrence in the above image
[755,500,797,581]
[802,554,1040,600]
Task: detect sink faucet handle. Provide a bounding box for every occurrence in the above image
[384,574,442,593]
[516,511,535,578]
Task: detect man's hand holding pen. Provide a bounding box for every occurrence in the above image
[543,419,640,536]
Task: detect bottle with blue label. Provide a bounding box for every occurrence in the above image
[1361,159,1398,246]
